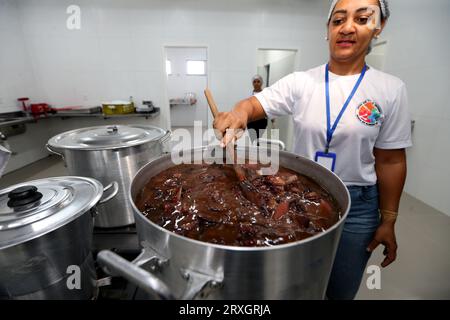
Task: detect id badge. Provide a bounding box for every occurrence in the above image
[315,151,337,172]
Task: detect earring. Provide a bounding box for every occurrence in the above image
[325,36,329,41]
[374,34,380,39]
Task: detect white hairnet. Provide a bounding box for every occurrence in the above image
[252,75,263,82]
[327,0,390,22]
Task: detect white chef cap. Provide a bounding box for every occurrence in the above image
[252,75,263,82]
[327,0,390,23]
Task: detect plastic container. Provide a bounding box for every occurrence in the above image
[102,101,135,115]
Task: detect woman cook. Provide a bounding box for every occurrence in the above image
[213,0,412,299]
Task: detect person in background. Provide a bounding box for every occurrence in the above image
[213,0,411,299]
[247,75,268,143]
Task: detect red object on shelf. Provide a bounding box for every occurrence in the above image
[17,97,29,113]
[30,103,54,119]
[17,98,56,119]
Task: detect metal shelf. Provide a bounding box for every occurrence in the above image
[56,108,160,119]
[0,108,161,126]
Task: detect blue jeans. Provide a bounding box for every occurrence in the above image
[326,185,380,300]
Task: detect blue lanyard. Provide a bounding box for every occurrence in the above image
[325,63,367,153]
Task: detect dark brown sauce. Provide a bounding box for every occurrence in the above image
[135,163,341,247]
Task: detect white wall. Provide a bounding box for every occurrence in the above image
[268,55,296,87]
[381,0,450,215]
[0,0,330,124]
[257,50,297,151]
[166,47,208,127]
[0,0,38,112]
[258,49,297,67]
[366,41,388,70]
[4,0,447,215]
[0,0,330,175]
[270,54,296,151]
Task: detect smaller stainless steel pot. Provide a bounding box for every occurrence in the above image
[47,124,170,228]
[0,176,118,300]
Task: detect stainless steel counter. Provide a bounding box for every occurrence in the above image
[0,108,160,129]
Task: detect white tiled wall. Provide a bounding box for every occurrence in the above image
[381,0,450,215]
[0,0,330,127]
[166,47,208,127]
[0,0,327,127]
[0,0,38,111]
[0,0,329,174]
[1,0,448,215]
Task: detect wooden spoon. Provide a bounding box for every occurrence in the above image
[204,89,291,220]
[204,88,247,181]
[204,89,270,208]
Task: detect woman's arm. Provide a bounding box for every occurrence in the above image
[367,148,407,267]
[214,96,266,146]
[374,148,407,213]
[214,72,299,146]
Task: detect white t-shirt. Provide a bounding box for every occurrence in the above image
[255,64,412,186]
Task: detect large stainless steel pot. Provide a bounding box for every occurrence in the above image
[0,176,118,300]
[98,146,351,299]
[47,124,170,228]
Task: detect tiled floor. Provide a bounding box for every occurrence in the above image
[357,192,450,299]
[1,155,449,300]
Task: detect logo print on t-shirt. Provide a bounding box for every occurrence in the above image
[356,100,382,126]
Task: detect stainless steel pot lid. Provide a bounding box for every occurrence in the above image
[0,176,103,249]
[47,125,167,150]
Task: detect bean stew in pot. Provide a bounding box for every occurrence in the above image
[135,163,341,247]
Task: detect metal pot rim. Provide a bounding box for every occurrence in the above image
[129,146,351,252]
[47,125,170,151]
[0,176,103,250]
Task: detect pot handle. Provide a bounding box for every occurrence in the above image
[97,250,174,300]
[161,130,172,153]
[99,181,119,204]
[256,138,286,151]
[46,144,65,161]
[161,130,171,143]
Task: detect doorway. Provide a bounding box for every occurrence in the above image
[165,46,208,139]
[256,49,298,151]
[366,40,388,70]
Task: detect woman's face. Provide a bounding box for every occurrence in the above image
[253,79,262,91]
[328,0,385,63]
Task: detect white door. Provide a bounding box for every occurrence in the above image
[257,49,297,151]
[166,47,208,129]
